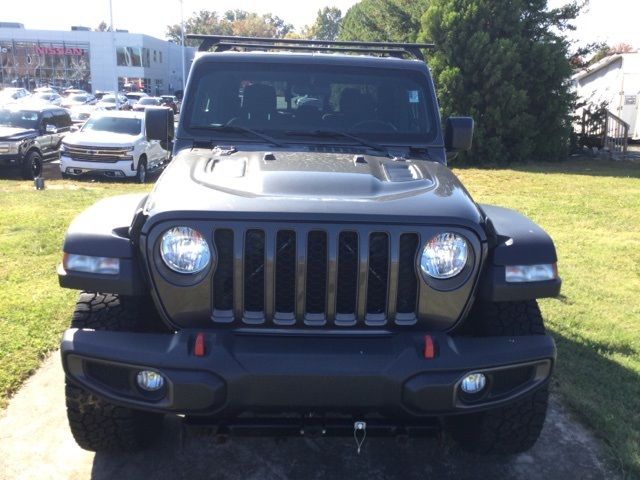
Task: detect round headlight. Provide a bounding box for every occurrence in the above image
[160,226,211,274]
[420,232,469,280]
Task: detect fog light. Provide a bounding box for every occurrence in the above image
[461,373,486,394]
[136,370,165,391]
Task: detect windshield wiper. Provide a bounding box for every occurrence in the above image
[191,124,285,147]
[284,129,390,156]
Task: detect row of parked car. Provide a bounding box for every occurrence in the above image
[0,97,172,182]
[0,86,181,113]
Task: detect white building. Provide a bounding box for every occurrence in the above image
[572,53,640,139]
[0,25,195,95]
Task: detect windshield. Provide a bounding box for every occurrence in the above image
[82,116,141,135]
[69,94,88,102]
[0,109,39,129]
[139,98,157,105]
[184,62,436,145]
[101,96,116,103]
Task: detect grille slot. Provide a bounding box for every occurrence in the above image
[243,230,265,322]
[366,232,389,325]
[210,225,421,328]
[212,229,234,322]
[336,232,358,325]
[274,230,296,323]
[305,231,328,325]
[396,233,419,324]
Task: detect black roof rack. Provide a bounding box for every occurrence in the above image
[188,35,435,61]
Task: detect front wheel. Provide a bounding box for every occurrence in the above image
[21,150,42,180]
[65,292,164,452]
[135,157,147,184]
[447,300,550,454]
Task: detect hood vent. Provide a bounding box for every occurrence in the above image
[383,163,422,182]
[205,157,247,177]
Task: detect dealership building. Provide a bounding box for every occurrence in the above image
[0,23,195,95]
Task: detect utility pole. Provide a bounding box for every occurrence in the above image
[180,0,187,93]
[109,0,120,109]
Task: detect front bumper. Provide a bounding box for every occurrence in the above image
[60,155,135,178]
[61,329,555,417]
[0,153,22,167]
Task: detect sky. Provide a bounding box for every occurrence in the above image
[1,0,639,49]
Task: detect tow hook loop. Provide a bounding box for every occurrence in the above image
[354,421,367,454]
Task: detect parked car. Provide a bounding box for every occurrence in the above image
[95,94,129,111]
[1,87,30,100]
[32,92,63,106]
[59,110,170,182]
[68,105,96,125]
[63,88,88,96]
[94,90,111,100]
[34,86,60,95]
[61,93,96,109]
[58,36,561,456]
[0,104,71,178]
[124,91,148,109]
[132,96,162,111]
[160,95,180,113]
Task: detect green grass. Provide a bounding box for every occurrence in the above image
[0,159,639,476]
[0,179,150,408]
[455,159,640,478]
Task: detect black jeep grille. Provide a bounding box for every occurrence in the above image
[211,225,421,328]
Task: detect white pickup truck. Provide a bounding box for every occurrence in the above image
[59,110,170,183]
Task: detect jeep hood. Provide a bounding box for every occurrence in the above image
[0,126,37,141]
[63,130,140,148]
[144,149,483,230]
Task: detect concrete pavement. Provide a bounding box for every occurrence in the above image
[0,354,619,480]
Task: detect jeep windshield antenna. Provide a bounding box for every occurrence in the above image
[187,35,435,61]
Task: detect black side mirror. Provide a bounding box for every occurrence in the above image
[444,117,474,153]
[146,107,175,151]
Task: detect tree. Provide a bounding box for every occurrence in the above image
[96,21,109,32]
[166,10,232,46]
[586,42,637,66]
[339,0,428,42]
[303,7,343,40]
[420,0,580,164]
[166,9,292,46]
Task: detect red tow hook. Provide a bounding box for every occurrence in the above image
[424,335,436,359]
[193,332,206,357]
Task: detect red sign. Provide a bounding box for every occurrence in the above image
[34,46,85,56]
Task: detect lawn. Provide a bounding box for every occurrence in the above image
[0,179,150,408]
[0,158,639,476]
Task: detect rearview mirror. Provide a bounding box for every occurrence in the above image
[444,117,474,153]
[45,124,57,134]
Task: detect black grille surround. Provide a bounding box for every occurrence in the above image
[147,221,482,331]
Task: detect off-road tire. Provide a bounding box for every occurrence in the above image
[447,300,549,454]
[65,292,166,452]
[21,150,42,180]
